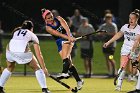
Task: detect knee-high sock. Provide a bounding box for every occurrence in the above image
[69,66,81,82]
[0,68,12,87]
[62,58,70,73]
[136,73,140,90]
[117,69,126,86]
[35,69,47,88]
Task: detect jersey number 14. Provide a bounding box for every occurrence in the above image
[17,30,27,36]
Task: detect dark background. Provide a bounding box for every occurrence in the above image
[0,0,139,32]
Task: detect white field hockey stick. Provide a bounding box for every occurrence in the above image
[64,30,107,44]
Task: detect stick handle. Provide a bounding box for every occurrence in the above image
[63,36,82,44]
[64,30,106,44]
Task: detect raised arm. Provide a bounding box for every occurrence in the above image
[103,31,124,48]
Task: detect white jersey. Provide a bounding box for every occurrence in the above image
[120,24,140,55]
[9,29,39,52]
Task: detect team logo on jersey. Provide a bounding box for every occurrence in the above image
[56,26,63,33]
[124,31,136,41]
[124,31,136,36]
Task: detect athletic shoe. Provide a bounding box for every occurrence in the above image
[77,79,84,90]
[42,88,51,93]
[0,87,5,93]
[56,73,70,80]
[128,75,138,82]
[115,85,121,91]
[127,89,140,93]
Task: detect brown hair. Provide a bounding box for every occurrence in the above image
[12,26,21,35]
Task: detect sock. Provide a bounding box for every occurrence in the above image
[136,73,140,90]
[136,70,140,76]
[117,69,126,86]
[0,68,12,87]
[62,58,70,73]
[35,69,47,88]
[69,66,81,82]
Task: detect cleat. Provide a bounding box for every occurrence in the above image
[115,85,121,91]
[77,79,84,90]
[127,89,140,93]
[56,73,70,80]
[42,88,51,93]
[0,87,5,93]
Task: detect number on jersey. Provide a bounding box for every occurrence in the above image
[17,30,27,36]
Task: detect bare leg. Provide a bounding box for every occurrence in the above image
[88,58,92,77]
[84,58,89,74]
[104,54,111,75]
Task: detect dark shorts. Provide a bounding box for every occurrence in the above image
[102,47,115,55]
[81,48,93,59]
[56,38,64,52]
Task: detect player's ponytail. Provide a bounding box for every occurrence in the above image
[12,26,21,35]
[21,20,34,30]
[131,9,140,19]
[41,8,46,14]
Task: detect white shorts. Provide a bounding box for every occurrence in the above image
[121,45,132,56]
[6,50,33,64]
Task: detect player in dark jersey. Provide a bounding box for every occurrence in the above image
[41,8,84,90]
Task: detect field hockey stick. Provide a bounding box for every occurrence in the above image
[49,75,78,93]
[64,30,107,44]
[114,57,129,86]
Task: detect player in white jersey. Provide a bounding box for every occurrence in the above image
[127,9,140,93]
[0,20,51,93]
[103,9,140,91]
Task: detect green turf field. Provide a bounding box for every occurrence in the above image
[1,39,123,74]
[4,76,135,93]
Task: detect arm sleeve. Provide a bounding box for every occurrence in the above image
[98,24,104,31]
[88,25,95,40]
[30,32,39,44]
[114,23,118,33]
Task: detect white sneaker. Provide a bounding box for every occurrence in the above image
[77,79,84,90]
[115,85,121,91]
[131,76,138,82]
[57,73,70,80]
[128,75,138,82]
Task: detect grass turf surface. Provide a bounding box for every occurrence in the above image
[1,39,123,74]
[4,76,135,93]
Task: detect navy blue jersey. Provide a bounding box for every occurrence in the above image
[47,17,67,40]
